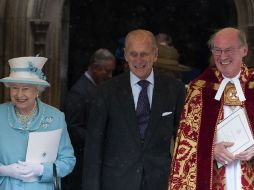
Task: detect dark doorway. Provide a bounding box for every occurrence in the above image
[67,0,237,87]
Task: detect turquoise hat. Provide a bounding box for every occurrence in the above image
[0,57,50,87]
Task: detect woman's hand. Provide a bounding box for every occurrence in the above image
[0,163,31,181]
[17,161,44,181]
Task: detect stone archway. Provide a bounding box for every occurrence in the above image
[235,0,254,66]
[0,0,69,108]
[0,0,7,100]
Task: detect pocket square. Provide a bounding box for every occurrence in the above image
[162,112,172,116]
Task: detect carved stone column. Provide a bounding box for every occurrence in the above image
[30,19,51,103]
[30,19,49,56]
[247,25,254,67]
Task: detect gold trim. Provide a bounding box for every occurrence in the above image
[193,80,206,88]
[248,82,254,89]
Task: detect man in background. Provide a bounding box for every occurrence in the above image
[63,48,115,190]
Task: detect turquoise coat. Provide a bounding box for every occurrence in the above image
[0,99,76,190]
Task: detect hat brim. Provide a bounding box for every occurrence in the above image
[0,77,50,87]
[154,59,191,72]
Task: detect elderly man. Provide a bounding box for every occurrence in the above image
[169,27,254,190]
[82,29,186,190]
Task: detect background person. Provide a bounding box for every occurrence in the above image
[155,33,192,84]
[62,48,115,190]
[169,27,254,189]
[153,44,191,81]
[0,56,76,190]
[82,29,186,190]
[114,37,129,75]
[155,33,173,47]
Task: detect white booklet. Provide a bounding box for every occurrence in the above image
[26,129,62,163]
[216,108,254,168]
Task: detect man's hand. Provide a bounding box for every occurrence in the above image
[214,141,235,165]
[235,145,254,161]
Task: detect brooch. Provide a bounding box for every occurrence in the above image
[224,83,242,106]
[40,116,54,129]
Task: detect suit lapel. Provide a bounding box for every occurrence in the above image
[116,73,142,147]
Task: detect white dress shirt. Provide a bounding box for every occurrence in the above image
[130,70,154,110]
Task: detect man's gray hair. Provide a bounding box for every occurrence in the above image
[89,48,115,66]
[125,29,158,50]
[207,27,247,49]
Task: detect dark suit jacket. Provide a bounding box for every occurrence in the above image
[63,74,96,149]
[63,74,97,190]
[82,71,186,190]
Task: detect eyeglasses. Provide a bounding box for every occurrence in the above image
[211,47,241,56]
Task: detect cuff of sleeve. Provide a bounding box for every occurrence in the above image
[39,163,53,182]
[0,176,4,185]
[0,163,5,185]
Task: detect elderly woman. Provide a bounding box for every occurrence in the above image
[0,57,75,190]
